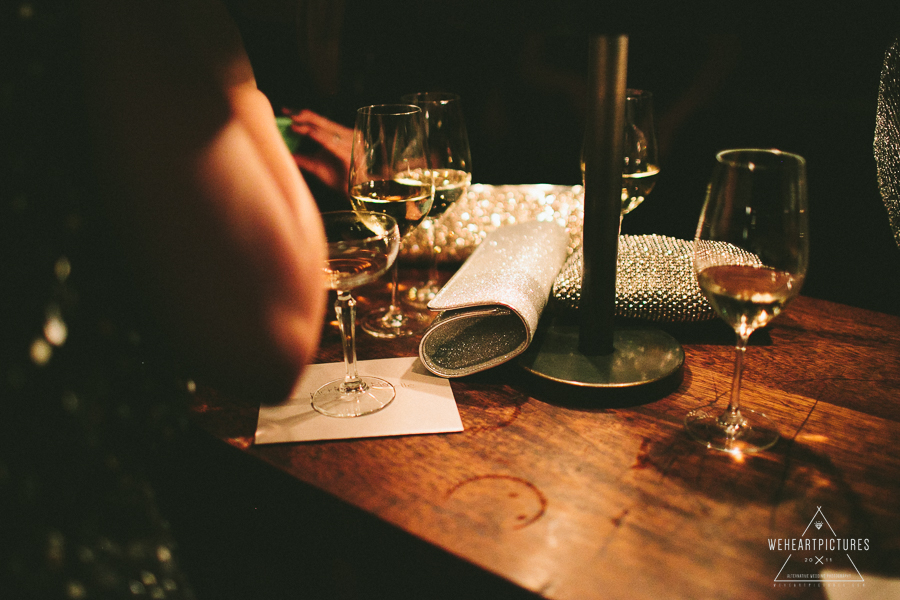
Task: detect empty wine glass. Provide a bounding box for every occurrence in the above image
[349,104,434,338]
[686,149,809,452]
[311,211,401,418]
[581,89,660,219]
[400,92,472,306]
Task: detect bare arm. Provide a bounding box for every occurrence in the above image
[81,0,327,401]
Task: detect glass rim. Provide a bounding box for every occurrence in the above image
[716,148,806,169]
[400,91,462,105]
[320,210,399,243]
[356,103,422,116]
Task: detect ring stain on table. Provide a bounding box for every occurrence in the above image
[445,474,547,530]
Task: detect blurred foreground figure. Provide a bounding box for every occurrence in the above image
[1,0,327,596]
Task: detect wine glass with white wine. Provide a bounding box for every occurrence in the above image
[400,92,472,307]
[581,89,660,220]
[312,211,401,418]
[686,149,809,452]
[349,104,434,338]
[620,89,659,216]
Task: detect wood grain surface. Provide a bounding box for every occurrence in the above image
[193,269,900,600]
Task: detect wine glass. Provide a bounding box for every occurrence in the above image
[350,104,434,338]
[400,92,472,306]
[580,89,660,219]
[311,211,401,418]
[620,89,659,215]
[685,149,809,452]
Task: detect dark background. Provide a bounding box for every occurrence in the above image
[227,0,900,315]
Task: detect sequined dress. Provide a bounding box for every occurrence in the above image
[876,36,900,249]
[2,2,198,597]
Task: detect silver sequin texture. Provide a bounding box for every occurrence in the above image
[402,184,583,262]
[875,37,900,249]
[553,235,716,323]
[419,221,569,377]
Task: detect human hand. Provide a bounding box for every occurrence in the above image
[283,108,353,194]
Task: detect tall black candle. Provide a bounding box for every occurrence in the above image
[579,35,628,355]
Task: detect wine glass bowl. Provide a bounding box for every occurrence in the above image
[350,178,432,237]
[685,148,809,452]
[621,89,660,215]
[322,211,400,289]
[311,211,401,418]
[400,92,472,306]
[348,104,435,338]
[581,89,659,217]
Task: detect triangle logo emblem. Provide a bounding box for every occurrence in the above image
[770,506,868,584]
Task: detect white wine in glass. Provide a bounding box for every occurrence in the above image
[350,179,433,237]
[620,89,659,215]
[395,167,470,218]
[686,149,809,452]
[581,89,659,217]
[349,104,434,339]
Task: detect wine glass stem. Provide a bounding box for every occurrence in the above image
[425,217,440,286]
[335,290,364,393]
[720,333,750,432]
[385,261,402,320]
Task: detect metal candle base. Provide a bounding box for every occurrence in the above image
[519,320,683,388]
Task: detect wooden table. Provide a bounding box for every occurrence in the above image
[193,269,900,600]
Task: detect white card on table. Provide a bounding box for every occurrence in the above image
[255,356,462,444]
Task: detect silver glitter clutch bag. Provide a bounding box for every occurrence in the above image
[553,234,718,323]
[418,221,570,378]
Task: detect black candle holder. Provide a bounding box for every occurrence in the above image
[519,35,684,389]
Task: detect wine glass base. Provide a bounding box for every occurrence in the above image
[361,305,431,339]
[311,376,395,418]
[684,407,779,453]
